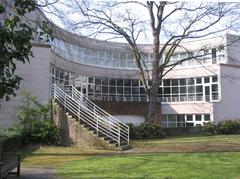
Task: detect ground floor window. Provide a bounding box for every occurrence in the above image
[161,114,211,127]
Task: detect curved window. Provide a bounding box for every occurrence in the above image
[50,65,220,103]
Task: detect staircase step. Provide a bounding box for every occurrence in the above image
[118,145,132,151]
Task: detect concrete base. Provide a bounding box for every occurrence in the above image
[54,104,118,150]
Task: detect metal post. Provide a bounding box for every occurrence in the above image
[96,117,99,134]
[118,126,121,147]
[64,93,66,111]
[94,107,98,134]
[78,105,80,121]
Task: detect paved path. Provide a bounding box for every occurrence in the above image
[8,167,57,179]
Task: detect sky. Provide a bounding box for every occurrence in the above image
[41,0,240,44]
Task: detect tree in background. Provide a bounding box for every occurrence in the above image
[45,1,240,123]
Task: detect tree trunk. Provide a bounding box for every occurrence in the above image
[146,91,161,125]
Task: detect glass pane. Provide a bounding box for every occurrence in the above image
[204,77,210,83]
[212,76,218,82]
[117,79,123,86]
[161,115,167,122]
[102,78,108,85]
[180,79,186,85]
[109,79,116,86]
[177,114,185,122]
[102,86,108,93]
[196,78,202,84]
[124,79,131,86]
[172,79,178,86]
[187,115,193,121]
[204,114,210,121]
[195,115,202,121]
[168,114,176,122]
[164,79,170,86]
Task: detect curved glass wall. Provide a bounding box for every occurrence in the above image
[51,39,226,69]
[50,65,220,103]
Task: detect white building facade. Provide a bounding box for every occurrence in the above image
[1,9,240,128]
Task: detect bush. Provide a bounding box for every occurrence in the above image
[217,120,240,134]
[203,119,240,135]
[203,122,217,135]
[17,91,60,144]
[128,122,166,140]
[0,127,22,138]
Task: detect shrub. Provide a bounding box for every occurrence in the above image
[128,122,166,140]
[203,119,240,135]
[203,122,217,135]
[0,127,22,138]
[217,120,240,134]
[17,91,60,144]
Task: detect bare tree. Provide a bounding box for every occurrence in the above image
[43,1,240,123]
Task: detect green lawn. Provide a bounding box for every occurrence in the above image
[21,135,240,178]
[130,134,240,153]
[57,152,240,178]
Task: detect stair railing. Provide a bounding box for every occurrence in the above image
[52,84,129,146]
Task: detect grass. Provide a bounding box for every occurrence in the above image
[21,145,108,167]
[21,135,240,178]
[130,134,240,153]
[57,152,240,178]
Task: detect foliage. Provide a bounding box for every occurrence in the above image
[128,122,166,140]
[0,126,22,138]
[0,0,36,100]
[17,91,60,144]
[202,122,218,135]
[0,0,53,101]
[217,120,240,134]
[203,120,240,135]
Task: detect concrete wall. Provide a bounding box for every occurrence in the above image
[226,34,240,65]
[0,44,51,128]
[162,102,213,115]
[213,64,240,122]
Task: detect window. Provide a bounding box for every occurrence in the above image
[187,115,193,121]
[212,76,218,82]
[204,114,210,121]
[204,77,210,83]
[186,123,194,127]
[196,78,202,84]
[195,115,202,121]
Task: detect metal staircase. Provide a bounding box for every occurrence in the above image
[52,84,130,149]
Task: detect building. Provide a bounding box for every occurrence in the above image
[1,8,240,128]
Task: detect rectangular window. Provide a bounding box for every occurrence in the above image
[132,79,139,86]
[204,77,210,83]
[180,79,186,85]
[204,114,211,121]
[172,79,178,86]
[117,79,123,86]
[195,115,202,121]
[95,78,101,85]
[109,79,116,86]
[196,78,202,84]
[88,77,94,83]
[164,79,171,86]
[186,123,194,127]
[212,76,218,83]
[187,115,193,121]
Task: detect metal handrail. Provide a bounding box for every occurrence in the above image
[52,84,129,146]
